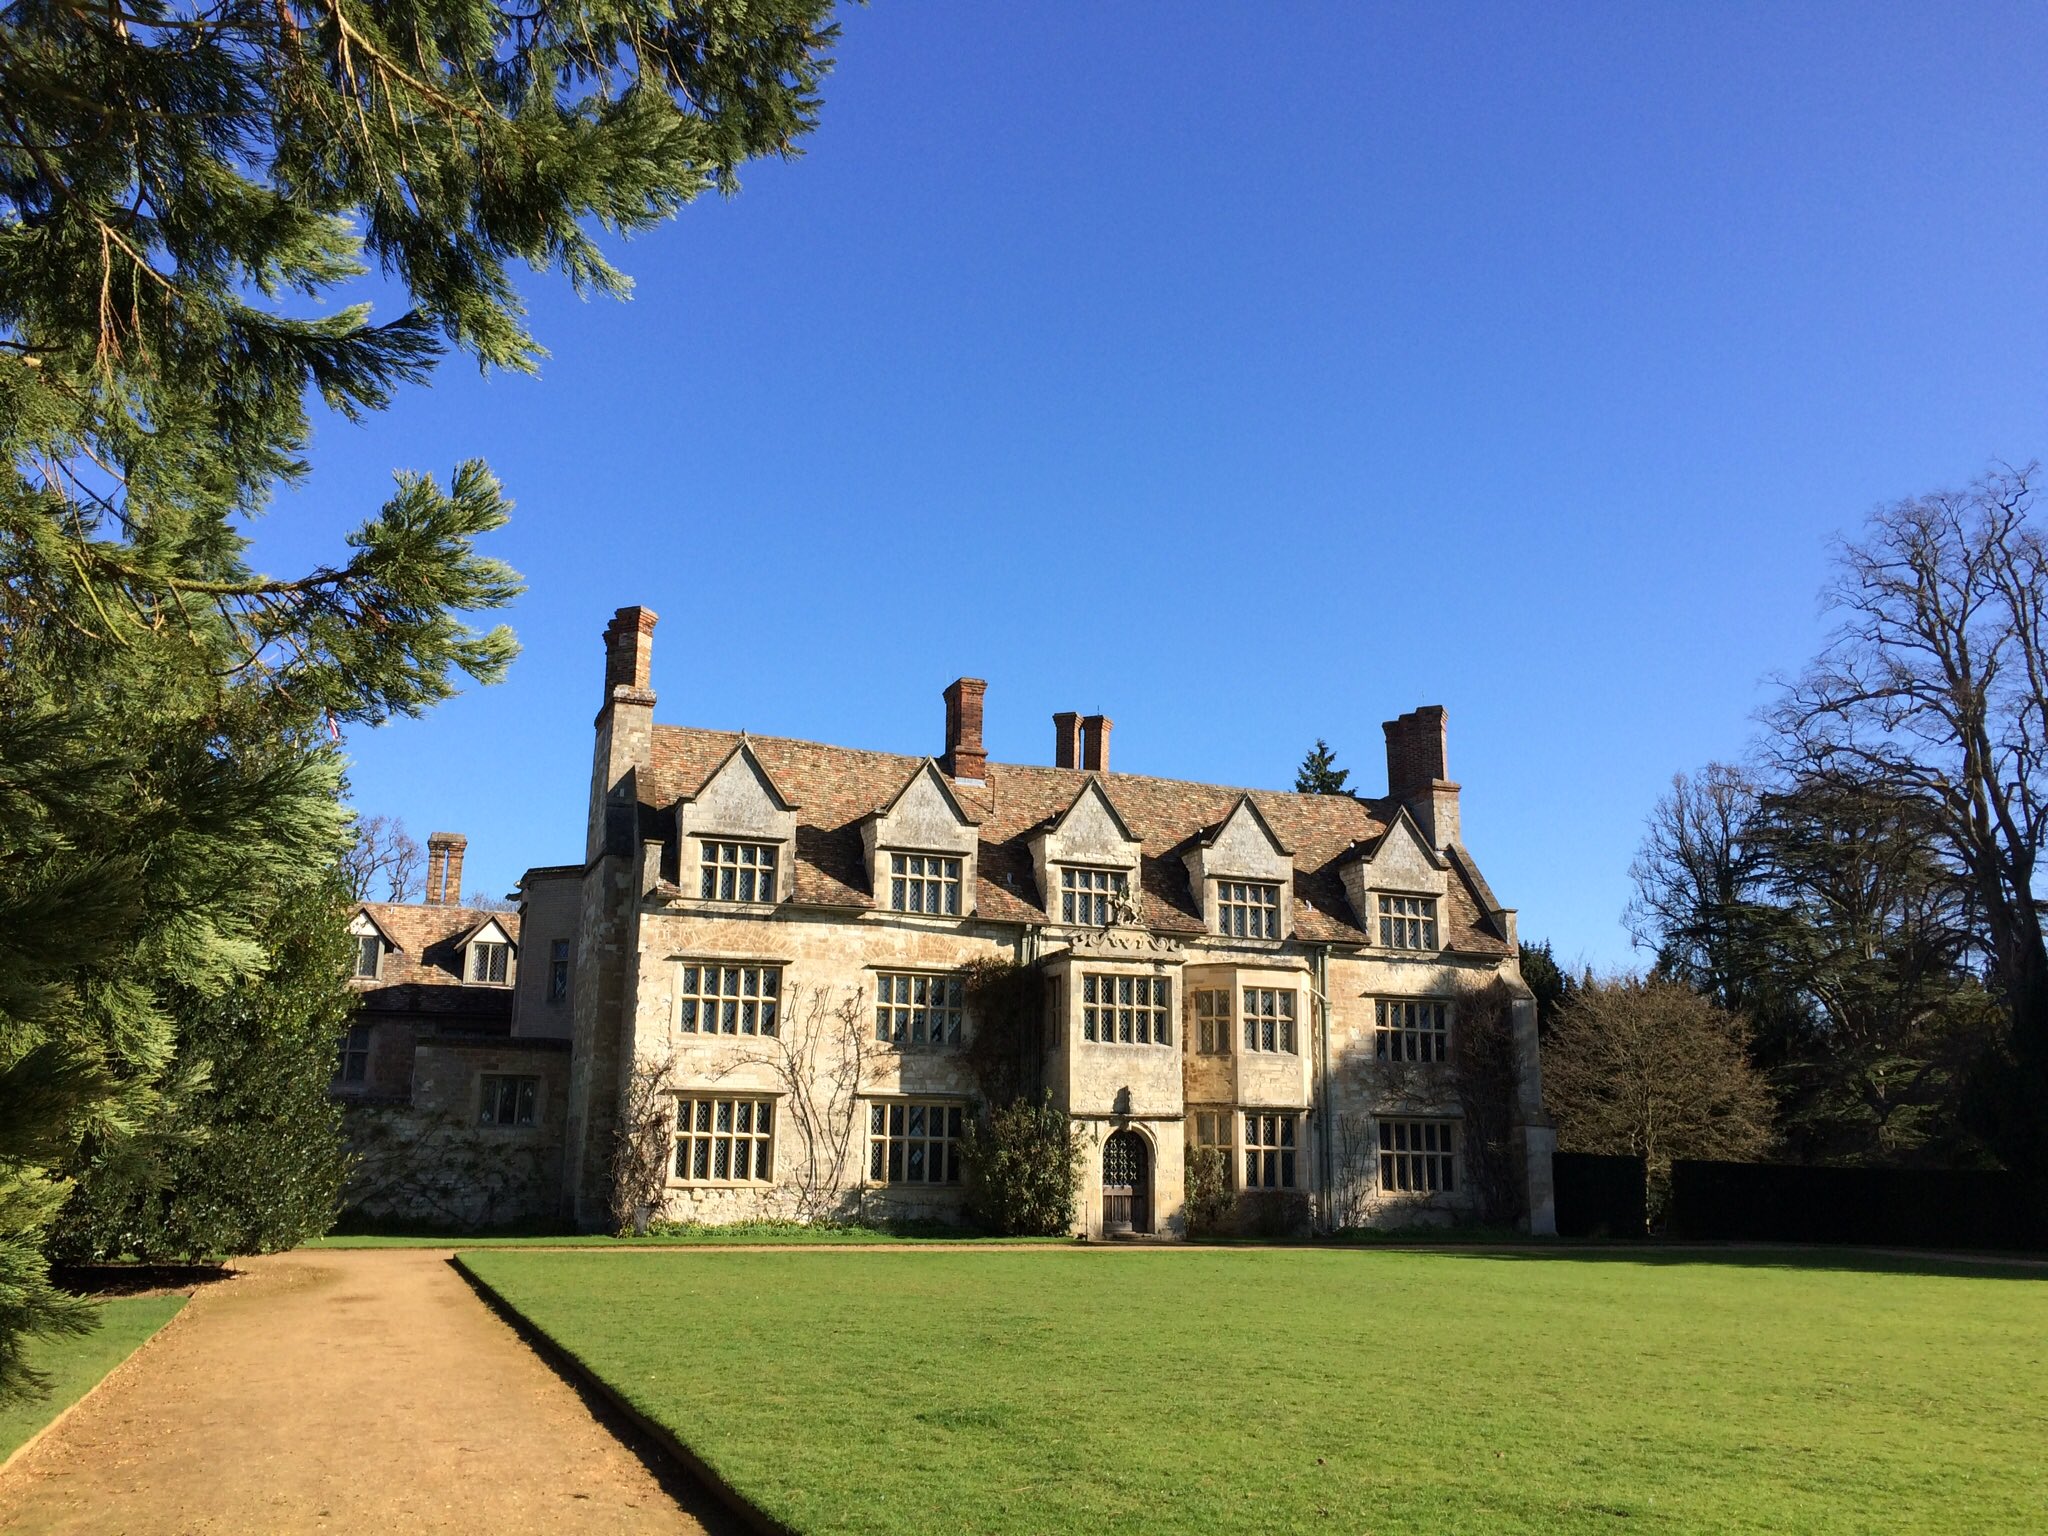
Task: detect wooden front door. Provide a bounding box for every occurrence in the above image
[1102,1130,1150,1235]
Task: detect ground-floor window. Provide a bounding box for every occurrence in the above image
[336,1023,371,1085]
[479,1073,540,1127]
[1377,1118,1456,1194]
[1191,1107,1235,1190]
[1242,1111,1299,1189]
[675,1095,775,1182]
[868,1100,965,1185]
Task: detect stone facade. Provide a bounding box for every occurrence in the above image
[338,604,1556,1238]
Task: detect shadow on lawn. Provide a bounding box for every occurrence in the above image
[1386,1242,2048,1283]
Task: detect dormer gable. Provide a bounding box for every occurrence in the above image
[862,759,981,917]
[1030,778,1143,925]
[1184,795,1295,940]
[347,908,398,980]
[458,915,517,986]
[676,738,799,904]
[1339,804,1450,949]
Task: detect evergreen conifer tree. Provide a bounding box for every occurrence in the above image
[0,0,838,1398]
[1294,738,1351,795]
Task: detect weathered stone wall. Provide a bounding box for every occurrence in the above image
[511,871,581,1040]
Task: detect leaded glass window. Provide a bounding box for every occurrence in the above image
[1060,866,1128,926]
[889,853,962,915]
[1378,1119,1456,1193]
[470,940,511,984]
[868,1101,964,1184]
[675,964,782,1035]
[674,1096,775,1182]
[875,972,965,1046]
[1217,880,1281,939]
[1377,894,1438,950]
[1195,989,1232,1054]
[1243,1112,1299,1189]
[1081,973,1171,1044]
[479,1074,539,1127]
[1241,988,1297,1053]
[700,840,779,903]
[1375,999,1449,1062]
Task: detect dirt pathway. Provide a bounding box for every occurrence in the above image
[0,1249,742,1536]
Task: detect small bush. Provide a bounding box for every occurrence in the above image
[1183,1146,1234,1237]
[961,1093,1085,1236]
[1236,1190,1312,1239]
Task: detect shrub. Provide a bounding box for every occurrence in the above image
[1183,1145,1234,1237]
[1236,1190,1312,1239]
[961,1093,1084,1236]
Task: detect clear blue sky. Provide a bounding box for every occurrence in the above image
[253,4,2048,969]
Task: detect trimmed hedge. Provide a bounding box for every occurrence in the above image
[1667,1160,2048,1252]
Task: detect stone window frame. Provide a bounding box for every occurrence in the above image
[1377,1118,1457,1195]
[479,1073,540,1128]
[469,939,512,985]
[1191,1106,1236,1190]
[674,962,783,1037]
[1193,988,1233,1055]
[874,971,965,1047]
[1242,1110,1301,1189]
[352,933,383,980]
[699,839,780,904]
[1080,972,1172,1046]
[866,1099,966,1186]
[887,851,962,916]
[1377,892,1439,951]
[1216,880,1281,940]
[335,1022,371,1085]
[1240,986,1298,1054]
[673,1094,776,1184]
[1375,998,1450,1063]
[1060,865,1129,927]
[547,939,571,1004]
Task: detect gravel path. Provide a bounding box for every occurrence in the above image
[0,1248,740,1535]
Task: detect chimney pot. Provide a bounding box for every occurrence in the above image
[942,678,988,782]
[1081,714,1112,773]
[1053,712,1082,770]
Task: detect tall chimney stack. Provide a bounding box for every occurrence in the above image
[1081,714,1112,773]
[941,678,988,782]
[1053,712,1082,770]
[1382,706,1460,848]
[601,606,658,705]
[425,831,467,905]
[588,606,659,863]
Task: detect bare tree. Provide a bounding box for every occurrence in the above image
[1772,465,2048,1175]
[1625,764,1769,1012]
[1544,977,1774,1212]
[462,891,517,912]
[340,815,423,903]
[610,1052,680,1235]
[715,984,878,1224]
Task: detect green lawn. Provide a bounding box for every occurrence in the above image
[310,1224,1056,1249]
[460,1247,2048,1535]
[0,1295,186,1463]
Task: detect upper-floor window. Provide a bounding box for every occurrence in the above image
[469,940,511,984]
[335,1023,370,1084]
[1378,894,1438,950]
[1217,881,1281,939]
[868,1100,964,1185]
[875,972,964,1046]
[1379,1119,1456,1194]
[675,1095,774,1182]
[547,940,571,1004]
[352,934,383,980]
[1061,866,1128,926]
[479,1074,539,1127]
[889,853,961,916]
[1241,988,1297,1053]
[676,963,781,1036]
[1243,1111,1300,1189]
[701,840,778,903]
[1376,999,1449,1063]
[1081,974,1171,1044]
[1194,989,1232,1054]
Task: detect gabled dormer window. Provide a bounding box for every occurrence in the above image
[889,853,961,916]
[701,840,778,903]
[353,934,384,979]
[1378,894,1439,950]
[1217,881,1280,940]
[470,940,511,984]
[1060,866,1128,926]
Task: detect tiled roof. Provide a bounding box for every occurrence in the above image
[352,902,523,1021]
[646,729,1509,956]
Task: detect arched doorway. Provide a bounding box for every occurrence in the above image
[1102,1130,1151,1235]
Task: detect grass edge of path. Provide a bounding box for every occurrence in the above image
[0,1294,188,1472]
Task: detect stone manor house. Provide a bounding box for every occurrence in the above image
[338,606,1557,1238]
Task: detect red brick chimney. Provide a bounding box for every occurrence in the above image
[1053,712,1082,769]
[942,678,988,782]
[425,831,467,906]
[1383,706,1460,847]
[1081,714,1112,773]
[602,606,658,703]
